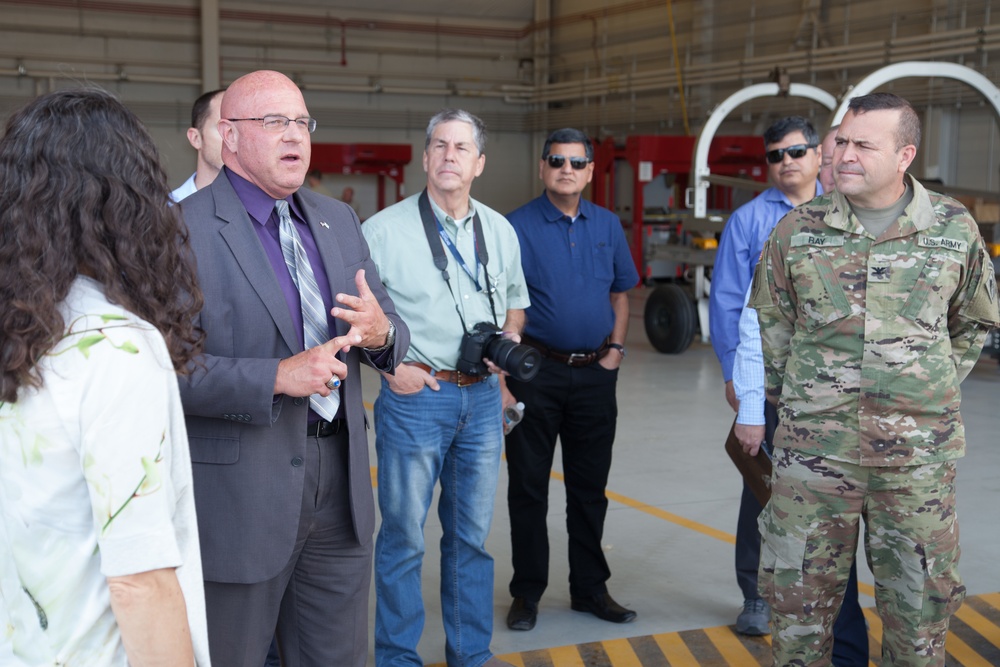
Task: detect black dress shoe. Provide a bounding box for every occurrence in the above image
[506,597,538,631]
[570,592,637,623]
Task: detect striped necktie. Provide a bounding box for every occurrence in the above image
[275,199,340,420]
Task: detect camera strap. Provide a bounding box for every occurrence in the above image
[418,189,498,327]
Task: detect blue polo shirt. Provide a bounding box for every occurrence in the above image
[507,192,639,351]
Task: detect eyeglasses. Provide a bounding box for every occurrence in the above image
[765,144,817,164]
[546,155,591,170]
[227,115,317,133]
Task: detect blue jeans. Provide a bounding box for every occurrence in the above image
[374,374,503,667]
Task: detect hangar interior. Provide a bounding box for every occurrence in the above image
[2,1,998,665]
[3,0,1000,212]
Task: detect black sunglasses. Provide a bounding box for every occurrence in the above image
[765,144,817,164]
[546,155,591,170]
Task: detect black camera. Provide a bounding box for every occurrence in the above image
[456,322,540,382]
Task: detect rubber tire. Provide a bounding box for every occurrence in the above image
[644,284,697,354]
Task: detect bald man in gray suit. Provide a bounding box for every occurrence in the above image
[179,70,408,667]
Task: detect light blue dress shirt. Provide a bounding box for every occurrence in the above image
[733,285,765,426]
[709,182,822,381]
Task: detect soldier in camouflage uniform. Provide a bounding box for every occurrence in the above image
[750,92,1000,667]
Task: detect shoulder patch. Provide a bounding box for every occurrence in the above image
[789,233,845,248]
[748,258,773,308]
[918,235,968,253]
[962,249,1000,327]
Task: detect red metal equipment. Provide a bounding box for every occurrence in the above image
[590,135,767,279]
[309,143,412,212]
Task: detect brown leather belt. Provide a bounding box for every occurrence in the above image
[407,362,486,387]
[522,335,610,368]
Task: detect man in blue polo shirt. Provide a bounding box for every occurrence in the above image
[503,128,639,632]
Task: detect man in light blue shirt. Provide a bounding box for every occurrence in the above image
[709,116,823,635]
[733,124,840,455]
[734,123,841,453]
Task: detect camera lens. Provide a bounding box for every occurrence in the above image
[484,336,541,382]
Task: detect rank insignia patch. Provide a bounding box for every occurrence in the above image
[868,264,891,282]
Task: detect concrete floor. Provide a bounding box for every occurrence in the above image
[359,287,1000,666]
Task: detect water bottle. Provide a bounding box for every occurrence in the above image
[503,402,525,435]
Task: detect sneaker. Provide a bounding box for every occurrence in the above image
[735,598,770,636]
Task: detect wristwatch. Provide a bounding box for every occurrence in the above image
[608,343,626,358]
[365,321,396,353]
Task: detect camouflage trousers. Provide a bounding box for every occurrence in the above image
[758,449,965,667]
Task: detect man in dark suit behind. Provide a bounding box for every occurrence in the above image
[179,70,408,667]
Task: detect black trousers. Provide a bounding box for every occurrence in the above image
[506,357,619,601]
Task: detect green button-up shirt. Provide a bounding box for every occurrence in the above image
[751,176,999,467]
[363,192,530,371]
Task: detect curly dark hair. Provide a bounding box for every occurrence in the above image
[0,87,204,403]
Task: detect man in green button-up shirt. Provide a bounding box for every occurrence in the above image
[363,109,528,667]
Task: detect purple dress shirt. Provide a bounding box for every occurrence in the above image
[226,168,342,420]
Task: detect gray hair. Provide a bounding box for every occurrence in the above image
[425,109,487,155]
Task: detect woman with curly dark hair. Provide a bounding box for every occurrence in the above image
[0,88,209,665]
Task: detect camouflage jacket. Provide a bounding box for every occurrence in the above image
[750,176,1000,466]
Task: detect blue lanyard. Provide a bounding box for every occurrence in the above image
[436,217,482,292]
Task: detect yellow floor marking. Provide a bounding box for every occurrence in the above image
[862,608,882,666]
[863,606,884,641]
[704,625,762,664]
[548,644,586,666]
[428,596,1000,667]
[857,581,876,598]
[549,471,737,545]
[366,422,790,554]
[956,603,1000,649]
[652,631,701,666]
[601,637,644,666]
[860,605,995,667]
[496,653,525,667]
[371,459,885,604]
[945,631,995,667]
[981,592,1000,611]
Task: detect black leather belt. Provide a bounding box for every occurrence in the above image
[307,419,344,438]
[521,335,610,368]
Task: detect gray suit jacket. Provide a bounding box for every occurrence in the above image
[179,171,408,584]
